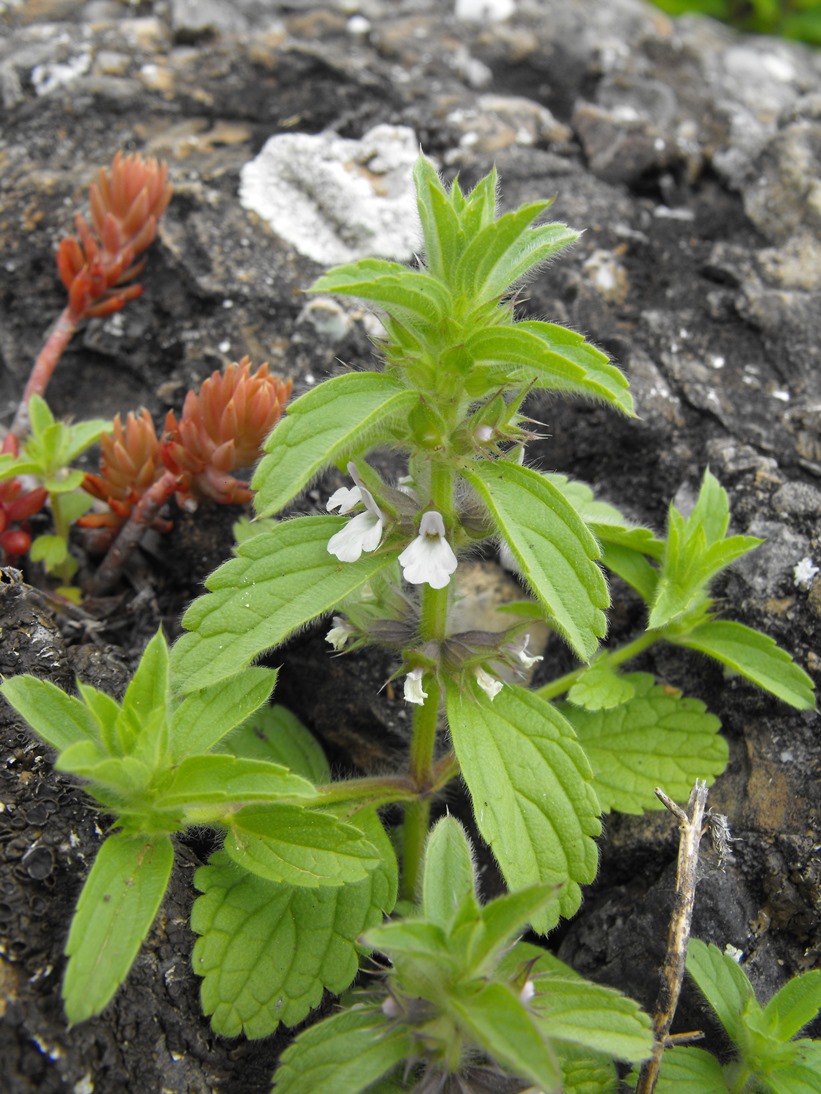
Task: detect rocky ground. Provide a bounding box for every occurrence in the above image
[0,1,819,1091]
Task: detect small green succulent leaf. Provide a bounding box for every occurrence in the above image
[686,940,759,1046]
[567,660,637,711]
[671,620,816,711]
[223,805,381,887]
[192,811,396,1038]
[467,323,633,415]
[217,703,331,783]
[169,667,278,760]
[649,470,761,630]
[762,970,821,1042]
[272,1005,412,1094]
[155,755,316,814]
[0,675,101,753]
[63,832,174,1024]
[633,1046,729,1092]
[252,373,419,517]
[445,680,601,931]
[463,461,609,662]
[172,515,400,692]
[559,674,727,814]
[422,815,478,928]
[449,980,562,1093]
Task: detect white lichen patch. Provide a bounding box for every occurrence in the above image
[794,556,819,589]
[239,124,421,265]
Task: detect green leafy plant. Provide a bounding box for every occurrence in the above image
[1,158,815,1089]
[631,939,821,1092]
[0,394,111,590]
[649,0,821,45]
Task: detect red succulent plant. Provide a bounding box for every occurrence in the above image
[12,151,173,439]
[0,434,48,561]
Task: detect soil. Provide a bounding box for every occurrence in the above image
[0,1,819,1091]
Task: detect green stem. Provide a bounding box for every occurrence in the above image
[536,629,660,701]
[314,774,419,810]
[400,459,454,901]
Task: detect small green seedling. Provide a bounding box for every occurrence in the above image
[0,394,110,589]
[274,815,654,1093]
[633,939,821,1093]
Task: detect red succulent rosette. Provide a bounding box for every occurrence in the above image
[0,434,48,560]
[161,358,292,508]
[56,151,173,322]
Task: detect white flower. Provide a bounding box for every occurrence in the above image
[398,510,458,589]
[404,667,429,705]
[326,466,385,563]
[794,556,819,589]
[325,616,355,651]
[475,667,503,700]
[519,980,536,1004]
[510,634,543,670]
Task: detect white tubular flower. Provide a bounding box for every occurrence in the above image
[325,616,355,651]
[326,468,385,563]
[519,980,536,1004]
[475,667,503,700]
[398,510,458,589]
[404,667,429,706]
[511,634,543,670]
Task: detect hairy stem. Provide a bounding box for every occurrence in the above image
[536,628,659,701]
[314,774,420,811]
[11,308,78,439]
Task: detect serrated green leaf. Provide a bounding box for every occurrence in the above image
[217,703,330,783]
[55,742,149,793]
[463,461,608,661]
[172,515,400,692]
[75,682,120,754]
[672,620,816,711]
[649,470,761,630]
[310,261,452,333]
[117,629,169,755]
[63,418,112,462]
[567,660,637,711]
[600,542,660,604]
[529,971,654,1063]
[224,805,381,887]
[0,675,100,753]
[686,940,759,1046]
[252,373,419,517]
[763,971,821,1042]
[637,1045,729,1092]
[156,755,316,815]
[192,811,396,1038]
[169,667,277,760]
[764,1042,821,1094]
[446,680,601,930]
[422,816,478,928]
[272,1005,412,1094]
[414,157,464,282]
[470,885,562,975]
[467,323,634,415]
[449,980,562,1093]
[559,673,727,814]
[63,833,174,1024]
[555,1043,618,1094]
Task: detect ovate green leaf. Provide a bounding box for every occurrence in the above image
[686,940,758,1045]
[63,833,174,1024]
[640,1046,729,1093]
[464,461,609,661]
[446,681,601,930]
[252,373,419,517]
[172,515,399,691]
[192,811,396,1038]
[422,815,478,928]
[559,673,727,814]
[272,1005,412,1094]
[762,970,821,1042]
[117,629,170,754]
[217,703,331,783]
[671,620,816,711]
[154,754,315,813]
[169,667,278,760]
[224,805,381,887]
[567,660,637,711]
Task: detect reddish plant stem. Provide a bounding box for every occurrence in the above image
[11,307,79,439]
[87,469,179,596]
